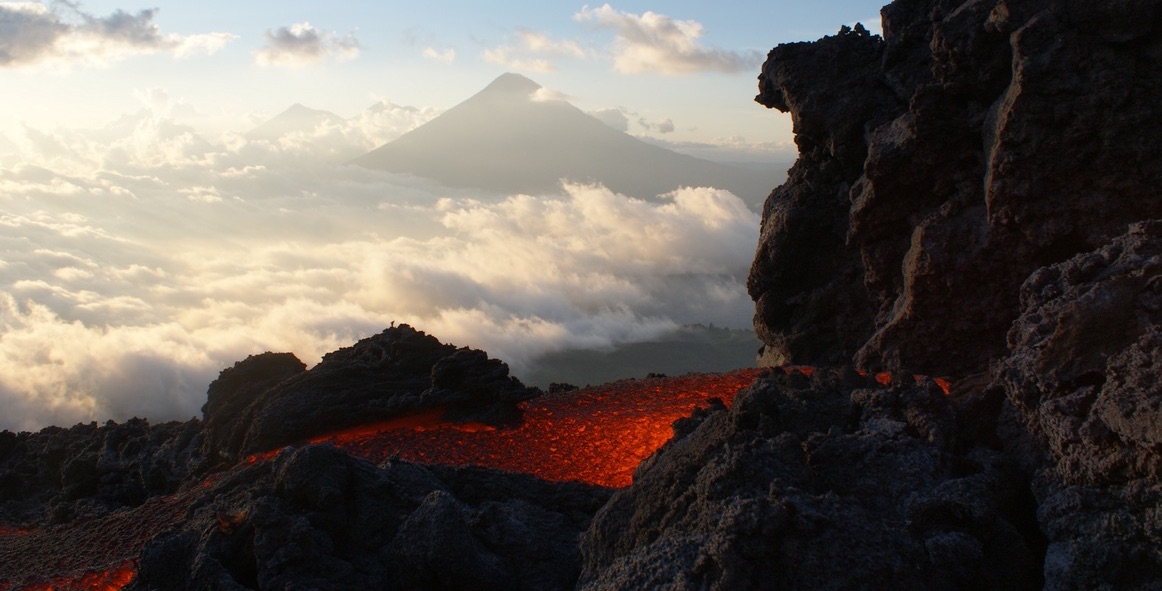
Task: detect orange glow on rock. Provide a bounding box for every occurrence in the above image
[0,561,136,591]
[874,372,893,385]
[933,377,952,395]
[305,369,764,488]
[911,374,953,395]
[781,365,815,377]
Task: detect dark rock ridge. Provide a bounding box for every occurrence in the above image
[749,2,1162,376]
[204,324,540,461]
[579,369,1042,590]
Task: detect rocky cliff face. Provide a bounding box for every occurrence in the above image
[750,1,1162,376]
[744,0,1162,587]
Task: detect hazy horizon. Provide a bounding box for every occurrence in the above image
[0,2,884,431]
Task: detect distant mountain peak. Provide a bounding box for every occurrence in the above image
[480,73,542,96]
[353,73,780,210]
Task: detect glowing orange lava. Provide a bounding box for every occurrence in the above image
[2,561,138,591]
[933,377,952,395]
[782,365,815,377]
[0,366,959,589]
[305,369,764,488]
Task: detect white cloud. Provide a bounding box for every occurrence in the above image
[255,21,359,67]
[0,101,760,432]
[483,27,588,73]
[637,116,674,134]
[172,32,237,58]
[574,3,760,74]
[422,46,455,64]
[531,87,571,103]
[589,107,630,132]
[0,172,757,431]
[0,1,235,68]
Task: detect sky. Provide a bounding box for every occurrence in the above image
[0,1,885,431]
[0,1,883,146]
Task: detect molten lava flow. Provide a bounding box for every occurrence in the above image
[3,561,138,591]
[0,484,196,590]
[307,369,764,488]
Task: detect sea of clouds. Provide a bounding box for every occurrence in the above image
[0,96,761,431]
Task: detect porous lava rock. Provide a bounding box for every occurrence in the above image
[749,0,1162,376]
[992,220,1162,587]
[203,324,540,459]
[579,369,1043,590]
[128,444,611,591]
[0,418,203,528]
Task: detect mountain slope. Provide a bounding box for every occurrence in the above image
[353,73,778,209]
[245,103,346,142]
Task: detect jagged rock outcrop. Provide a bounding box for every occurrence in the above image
[0,418,204,527]
[202,352,306,461]
[579,369,1043,590]
[992,220,1162,587]
[128,445,610,591]
[745,1,1162,588]
[749,0,1162,376]
[203,324,540,460]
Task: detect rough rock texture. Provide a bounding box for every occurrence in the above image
[992,221,1162,587]
[749,0,1162,376]
[201,352,306,461]
[128,445,610,591]
[579,369,1043,590]
[0,418,203,527]
[743,0,1162,588]
[204,324,540,459]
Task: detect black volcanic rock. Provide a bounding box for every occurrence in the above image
[0,418,204,527]
[992,221,1162,586]
[205,324,540,459]
[749,24,898,367]
[202,352,306,461]
[128,445,611,591]
[749,1,1162,376]
[578,369,1041,590]
[354,73,779,210]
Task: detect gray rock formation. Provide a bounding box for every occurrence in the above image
[993,221,1162,588]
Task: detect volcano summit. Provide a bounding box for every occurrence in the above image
[354,73,779,210]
